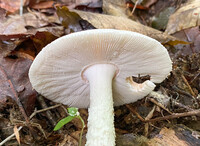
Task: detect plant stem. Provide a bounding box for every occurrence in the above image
[78,116,85,146]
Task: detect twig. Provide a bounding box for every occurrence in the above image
[144,105,156,136]
[172,85,195,99]
[146,109,200,122]
[181,74,196,97]
[12,119,47,139]
[0,127,22,146]
[172,99,194,111]
[37,95,59,126]
[20,0,23,16]
[126,104,145,122]
[131,0,139,14]
[147,96,173,114]
[0,104,61,146]
[145,105,156,120]
[30,103,62,119]
[189,70,200,84]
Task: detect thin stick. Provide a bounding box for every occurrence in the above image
[131,0,139,14]
[20,0,23,16]
[37,96,59,126]
[0,127,22,146]
[181,74,196,97]
[30,103,62,119]
[146,109,200,122]
[126,104,145,122]
[0,104,61,146]
[147,96,173,115]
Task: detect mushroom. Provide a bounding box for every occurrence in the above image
[29,29,172,146]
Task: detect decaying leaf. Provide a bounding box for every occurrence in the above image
[31,31,58,53]
[60,0,102,9]
[103,0,132,17]
[56,6,96,32]
[14,125,20,145]
[0,40,19,57]
[165,0,200,34]
[0,0,27,13]
[0,12,48,37]
[141,0,157,8]
[67,8,180,43]
[173,26,200,55]
[0,7,6,20]
[30,1,55,9]
[0,56,36,115]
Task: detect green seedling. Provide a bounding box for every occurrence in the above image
[54,107,85,146]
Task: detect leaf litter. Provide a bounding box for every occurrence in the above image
[0,0,199,145]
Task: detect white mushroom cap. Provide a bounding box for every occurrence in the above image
[29,29,172,108]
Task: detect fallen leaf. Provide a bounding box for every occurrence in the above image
[0,40,19,57]
[0,10,60,41]
[0,0,27,13]
[60,0,102,9]
[0,56,36,115]
[57,7,179,43]
[30,1,55,9]
[56,6,96,32]
[103,0,132,17]
[0,12,49,39]
[30,31,58,54]
[0,7,6,20]
[14,125,20,145]
[172,27,200,55]
[165,0,200,34]
[141,0,157,8]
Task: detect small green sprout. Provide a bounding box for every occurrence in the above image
[54,107,85,146]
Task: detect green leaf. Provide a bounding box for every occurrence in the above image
[68,107,79,116]
[53,116,75,131]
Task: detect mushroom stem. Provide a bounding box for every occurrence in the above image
[83,64,117,146]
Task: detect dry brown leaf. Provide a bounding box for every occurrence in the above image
[73,9,177,43]
[0,56,36,115]
[0,7,6,20]
[0,12,48,36]
[0,40,19,57]
[0,0,27,13]
[103,0,131,17]
[142,0,157,8]
[14,125,20,145]
[60,0,102,9]
[30,1,55,9]
[173,26,200,55]
[165,0,200,34]
[0,11,63,42]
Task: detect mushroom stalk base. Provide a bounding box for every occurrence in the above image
[84,64,117,146]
